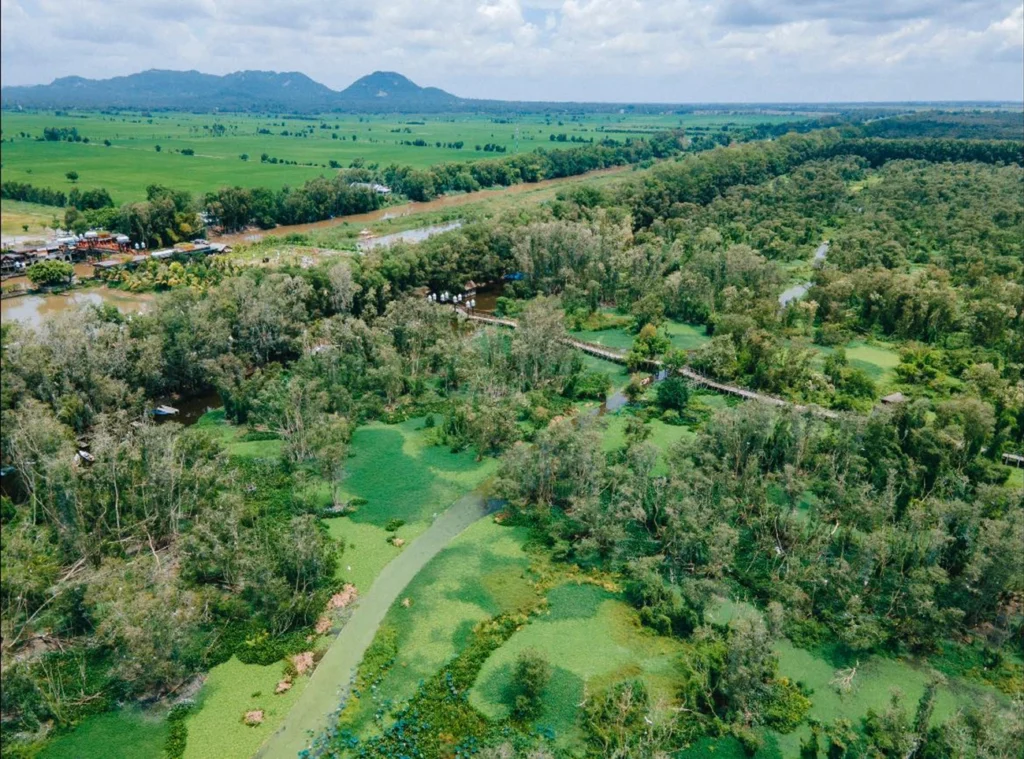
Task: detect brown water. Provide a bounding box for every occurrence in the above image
[152,390,222,426]
[1,288,155,328]
[471,281,505,313]
[214,166,630,245]
[357,221,462,251]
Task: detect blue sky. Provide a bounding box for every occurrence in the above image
[1,1,1022,102]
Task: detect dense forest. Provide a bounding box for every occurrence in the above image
[2,118,1023,758]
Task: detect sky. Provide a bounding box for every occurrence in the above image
[1,0,1022,102]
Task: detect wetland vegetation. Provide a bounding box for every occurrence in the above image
[2,110,1022,759]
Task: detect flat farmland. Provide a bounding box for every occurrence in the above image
[0,110,805,202]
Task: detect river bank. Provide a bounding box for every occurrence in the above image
[212,165,633,246]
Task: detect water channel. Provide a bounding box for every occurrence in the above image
[255,488,499,759]
[778,241,829,307]
[356,220,463,251]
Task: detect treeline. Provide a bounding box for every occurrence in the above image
[203,131,686,230]
[55,184,201,249]
[624,132,1024,231]
[0,182,115,213]
[1,181,69,208]
[823,137,1024,167]
[856,110,1024,141]
[377,131,685,202]
[204,174,384,231]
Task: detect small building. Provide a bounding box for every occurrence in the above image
[349,182,391,195]
[1,251,29,275]
[880,392,907,405]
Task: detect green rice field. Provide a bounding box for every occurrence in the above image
[0,110,798,203]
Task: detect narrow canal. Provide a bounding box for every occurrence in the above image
[255,487,498,759]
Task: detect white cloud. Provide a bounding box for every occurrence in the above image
[1,0,1021,101]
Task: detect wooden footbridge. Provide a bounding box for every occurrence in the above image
[457,310,839,420]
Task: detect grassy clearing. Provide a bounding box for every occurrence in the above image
[794,337,902,388]
[600,413,695,473]
[194,410,285,459]
[339,519,536,736]
[182,656,315,759]
[580,353,632,392]
[38,708,168,759]
[1003,465,1023,492]
[1,198,59,238]
[838,340,901,384]
[571,317,710,354]
[470,583,686,745]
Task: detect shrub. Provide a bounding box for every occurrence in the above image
[384,518,405,532]
[565,370,612,401]
[165,701,195,759]
[656,376,690,411]
[661,409,682,425]
[235,628,310,666]
[764,677,812,733]
[26,260,74,287]
[508,649,551,722]
[624,563,710,637]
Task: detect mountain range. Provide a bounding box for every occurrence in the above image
[0,70,466,113]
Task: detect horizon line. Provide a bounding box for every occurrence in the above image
[2,68,1023,109]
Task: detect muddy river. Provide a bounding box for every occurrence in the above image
[1,288,155,328]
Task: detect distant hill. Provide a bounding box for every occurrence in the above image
[338,71,460,107]
[0,69,463,113]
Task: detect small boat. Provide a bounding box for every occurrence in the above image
[151,405,179,417]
